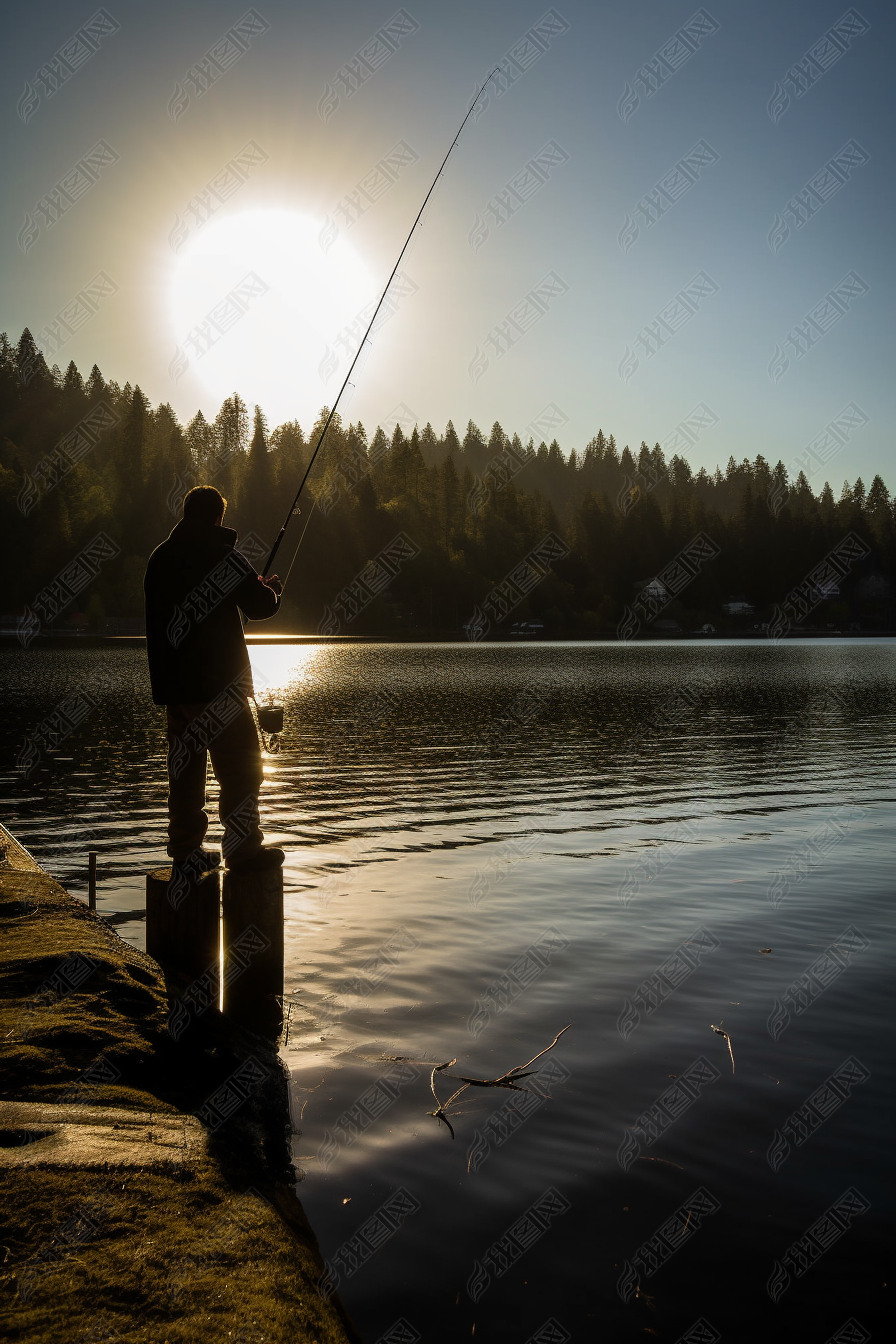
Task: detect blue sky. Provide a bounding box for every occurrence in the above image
[2,0,893,487]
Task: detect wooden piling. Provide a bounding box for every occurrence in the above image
[145,866,220,978]
[221,867,284,1035]
[88,851,97,911]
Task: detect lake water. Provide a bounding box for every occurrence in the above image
[1,640,893,1341]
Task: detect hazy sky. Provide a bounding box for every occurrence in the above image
[2,0,894,487]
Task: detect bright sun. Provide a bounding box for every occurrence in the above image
[168,209,374,426]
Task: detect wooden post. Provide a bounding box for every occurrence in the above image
[88,851,97,911]
[145,866,221,979]
[221,867,284,1035]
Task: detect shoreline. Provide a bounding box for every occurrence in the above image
[0,821,358,1344]
[2,629,894,648]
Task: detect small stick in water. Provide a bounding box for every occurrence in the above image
[429,1026,572,1135]
[711,1022,735,1074]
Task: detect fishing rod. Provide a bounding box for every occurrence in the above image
[262,67,499,579]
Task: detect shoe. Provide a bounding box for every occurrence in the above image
[169,849,221,881]
[166,850,221,910]
[227,846,285,874]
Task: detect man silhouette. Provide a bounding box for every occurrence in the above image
[144,485,282,875]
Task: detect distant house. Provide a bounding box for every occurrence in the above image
[722,599,754,617]
[509,621,545,636]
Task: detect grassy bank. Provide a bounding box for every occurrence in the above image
[0,823,357,1344]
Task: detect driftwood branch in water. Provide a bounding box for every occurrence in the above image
[428,1025,572,1138]
[711,1022,735,1074]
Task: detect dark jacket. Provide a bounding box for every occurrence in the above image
[144,519,278,705]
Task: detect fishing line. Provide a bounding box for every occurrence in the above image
[262,67,499,582]
[283,496,319,589]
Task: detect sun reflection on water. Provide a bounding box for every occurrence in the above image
[249,642,327,698]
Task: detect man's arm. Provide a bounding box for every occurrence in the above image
[234,558,281,621]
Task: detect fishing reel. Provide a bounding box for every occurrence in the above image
[254,696,284,754]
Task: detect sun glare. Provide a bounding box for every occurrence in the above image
[249,643,325,695]
[169,209,374,425]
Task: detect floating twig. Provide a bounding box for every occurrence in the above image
[711,1022,735,1074]
[428,1026,572,1136]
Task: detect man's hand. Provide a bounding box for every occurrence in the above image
[262,574,283,596]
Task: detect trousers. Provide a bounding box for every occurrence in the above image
[165,698,264,863]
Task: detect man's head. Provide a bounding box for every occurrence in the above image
[183,485,226,525]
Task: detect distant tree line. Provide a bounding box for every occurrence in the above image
[1,328,894,637]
